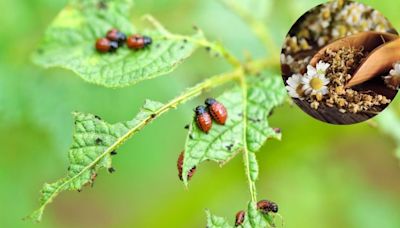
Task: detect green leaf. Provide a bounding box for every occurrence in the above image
[205,202,277,228]
[32,0,201,88]
[182,75,286,184]
[246,202,269,227]
[206,210,232,228]
[27,99,164,222]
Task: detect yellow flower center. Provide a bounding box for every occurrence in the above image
[310,78,324,90]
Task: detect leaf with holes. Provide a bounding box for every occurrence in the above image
[32,0,202,88]
[26,99,164,222]
[206,210,232,228]
[206,202,276,228]
[182,75,286,184]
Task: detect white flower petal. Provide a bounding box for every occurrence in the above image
[320,86,329,95]
[285,74,305,99]
[286,74,302,87]
[394,63,400,74]
[317,61,330,72]
[286,86,299,98]
[307,65,317,77]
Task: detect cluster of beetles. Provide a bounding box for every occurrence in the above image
[96,31,278,226]
[177,98,278,226]
[95,28,153,53]
[235,200,279,226]
[194,98,228,133]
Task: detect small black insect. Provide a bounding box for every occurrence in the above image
[268,109,275,117]
[257,200,278,214]
[194,105,212,133]
[108,167,116,173]
[95,138,103,145]
[110,150,117,155]
[184,124,190,129]
[189,134,194,139]
[151,113,157,118]
[94,115,102,120]
[235,210,246,227]
[225,144,234,151]
[205,98,228,125]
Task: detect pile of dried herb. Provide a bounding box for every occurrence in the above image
[308,47,391,113]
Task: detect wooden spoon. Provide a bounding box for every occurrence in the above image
[310,32,399,88]
[347,37,400,87]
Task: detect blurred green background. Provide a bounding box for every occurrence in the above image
[1,0,400,227]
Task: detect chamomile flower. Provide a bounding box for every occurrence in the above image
[307,61,331,76]
[286,74,305,99]
[390,62,400,76]
[383,62,400,90]
[302,68,330,96]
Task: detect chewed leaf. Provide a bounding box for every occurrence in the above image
[182,75,286,184]
[27,99,164,222]
[32,0,201,88]
[206,202,277,228]
[206,210,232,228]
[245,76,286,152]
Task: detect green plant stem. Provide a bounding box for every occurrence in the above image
[28,70,243,221]
[239,72,258,203]
[144,14,242,67]
[246,57,280,74]
[219,0,279,59]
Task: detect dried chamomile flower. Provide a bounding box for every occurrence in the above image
[310,101,320,110]
[280,54,294,65]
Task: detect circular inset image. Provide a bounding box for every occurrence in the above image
[281,0,399,125]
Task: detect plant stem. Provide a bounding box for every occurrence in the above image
[144,14,242,67]
[246,57,280,75]
[30,70,242,221]
[239,72,258,203]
